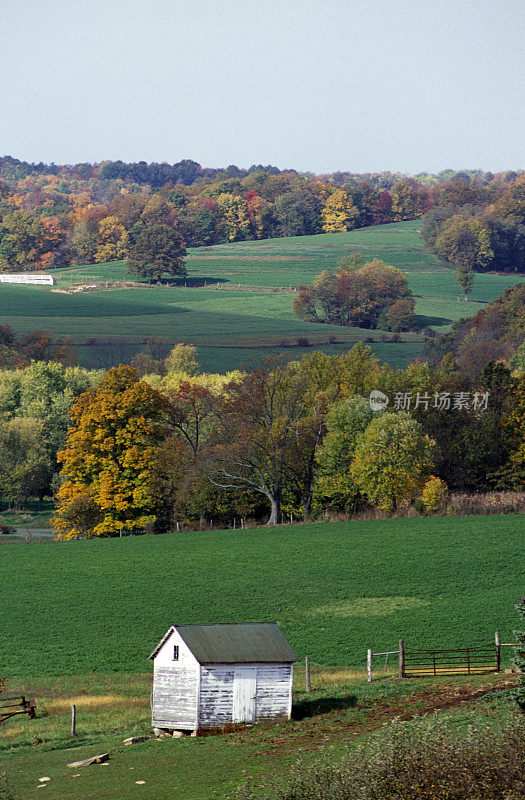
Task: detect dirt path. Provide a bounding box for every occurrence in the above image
[233,676,517,754]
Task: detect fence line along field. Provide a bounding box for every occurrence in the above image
[0,220,522,372]
[0,514,520,678]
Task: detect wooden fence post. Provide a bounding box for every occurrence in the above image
[495,630,501,672]
[398,640,405,679]
[305,656,311,692]
[71,704,76,737]
[367,648,372,683]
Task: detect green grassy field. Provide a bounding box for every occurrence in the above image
[0,515,520,678]
[0,220,522,372]
[1,514,521,800]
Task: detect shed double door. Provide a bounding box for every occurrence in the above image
[232,666,257,723]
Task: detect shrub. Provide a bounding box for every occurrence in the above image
[234,719,525,800]
[0,525,15,535]
[421,475,448,514]
[446,491,525,516]
[513,597,525,713]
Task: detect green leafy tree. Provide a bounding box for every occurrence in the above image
[0,362,99,463]
[0,417,52,506]
[456,263,474,299]
[434,215,493,299]
[351,412,435,511]
[274,190,322,237]
[127,224,187,283]
[315,396,373,513]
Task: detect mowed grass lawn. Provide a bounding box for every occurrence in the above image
[1,220,522,371]
[0,515,521,678]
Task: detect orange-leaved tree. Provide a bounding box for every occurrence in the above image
[53,365,169,539]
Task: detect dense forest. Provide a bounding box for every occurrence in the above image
[0,155,523,274]
[425,284,525,374]
[1,282,524,532]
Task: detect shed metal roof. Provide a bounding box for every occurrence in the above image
[149,622,299,663]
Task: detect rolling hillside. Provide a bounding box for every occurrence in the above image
[1,221,522,372]
[0,515,520,678]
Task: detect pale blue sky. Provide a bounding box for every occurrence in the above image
[1,0,523,173]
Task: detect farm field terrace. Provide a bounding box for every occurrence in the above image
[0,220,522,372]
[0,514,521,678]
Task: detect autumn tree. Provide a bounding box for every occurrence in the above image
[500,374,525,488]
[293,260,413,329]
[391,179,428,220]
[381,297,416,331]
[351,412,435,511]
[95,216,129,263]
[165,343,199,376]
[321,190,359,233]
[69,222,97,265]
[126,224,187,283]
[52,365,170,538]
[205,363,322,524]
[216,193,250,241]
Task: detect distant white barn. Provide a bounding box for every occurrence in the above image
[149,623,299,733]
[0,274,54,286]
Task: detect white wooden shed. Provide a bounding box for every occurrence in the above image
[148,623,299,732]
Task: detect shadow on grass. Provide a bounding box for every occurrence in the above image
[153,276,230,287]
[293,692,358,720]
[414,313,453,328]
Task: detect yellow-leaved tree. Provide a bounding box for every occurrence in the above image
[321,190,358,233]
[52,365,169,539]
[95,216,129,262]
[216,193,250,241]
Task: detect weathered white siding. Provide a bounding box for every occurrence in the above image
[197,663,293,728]
[198,665,235,727]
[254,664,293,721]
[152,629,199,730]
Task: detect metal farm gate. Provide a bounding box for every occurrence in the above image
[366,633,515,682]
[402,644,499,677]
